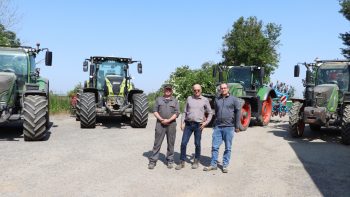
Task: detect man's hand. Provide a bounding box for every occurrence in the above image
[161,119,171,125]
[180,124,185,131]
[200,122,206,130]
[235,128,240,133]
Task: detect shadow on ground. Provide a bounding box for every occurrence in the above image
[142,150,212,168]
[269,121,350,197]
[0,120,53,141]
[95,116,129,129]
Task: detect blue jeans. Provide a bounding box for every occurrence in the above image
[179,121,202,161]
[210,126,234,167]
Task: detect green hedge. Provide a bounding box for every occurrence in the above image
[49,94,71,114]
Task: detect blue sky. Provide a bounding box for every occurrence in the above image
[12,0,348,97]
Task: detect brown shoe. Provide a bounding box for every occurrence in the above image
[175,161,185,170]
[203,166,217,171]
[191,159,199,169]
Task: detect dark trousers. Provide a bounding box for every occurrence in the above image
[149,122,176,164]
[179,121,202,161]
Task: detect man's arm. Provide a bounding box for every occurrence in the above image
[203,98,213,126]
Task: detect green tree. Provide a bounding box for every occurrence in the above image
[340,0,350,59]
[167,62,216,101]
[67,83,83,98]
[0,23,20,46]
[221,16,282,83]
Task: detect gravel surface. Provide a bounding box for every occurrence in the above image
[0,114,350,197]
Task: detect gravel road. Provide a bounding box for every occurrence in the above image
[0,114,350,197]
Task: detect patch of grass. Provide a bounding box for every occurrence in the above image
[49,94,71,114]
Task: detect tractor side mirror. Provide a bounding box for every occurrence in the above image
[137,62,142,74]
[45,51,52,66]
[294,65,300,77]
[83,60,88,72]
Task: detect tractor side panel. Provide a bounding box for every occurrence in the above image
[228,83,245,97]
[0,72,17,107]
[327,86,339,113]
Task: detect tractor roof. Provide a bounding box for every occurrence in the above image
[89,56,132,64]
[319,61,350,69]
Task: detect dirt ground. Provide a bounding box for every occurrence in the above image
[0,114,350,197]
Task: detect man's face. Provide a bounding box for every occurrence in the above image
[164,88,172,96]
[220,84,229,96]
[193,85,201,97]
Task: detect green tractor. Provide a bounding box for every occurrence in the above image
[0,44,53,141]
[76,56,148,128]
[213,65,277,131]
[289,60,350,144]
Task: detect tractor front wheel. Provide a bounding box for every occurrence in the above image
[75,90,82,121]
[289,101,305,138]
[341,105,350,145]
[239,101,251,131]
[130,93,148,128]
[80,93,96,128]
[23,95,48,141]
[258,96,272,126]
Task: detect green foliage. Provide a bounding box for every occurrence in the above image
[167,62,217,101]
[340,0,350,59]
[221,16,282,83]
[0,23,20,47]
[67,82,83,97]
[49,94,70,114]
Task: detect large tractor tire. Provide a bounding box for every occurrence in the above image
[76,90,82,121]
[289,101,305,138]
[239,101,251,131]
[257,96,273,126]
[130,93,148,128]
[341,104,350,145]
[80,93,96,128]
[23,95,48,141]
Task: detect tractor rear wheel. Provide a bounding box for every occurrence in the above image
[239,101,251,131]
[23,95,48,141]
[341,105,350,145]
[289,101,305,138]
[258,96,272,126]
[130,93,148,128]
[76,90,82,121]
[80,93,96,128]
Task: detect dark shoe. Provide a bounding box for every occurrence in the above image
[222,167,228,173]
[203,166,217,171]
[191,159,199,169]
[148,162,156,170]
[167,162,174,169]
[175,161,185,170]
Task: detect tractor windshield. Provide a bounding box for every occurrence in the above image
[96,60,125,89]
[316,65,349,92]
[227,67,252,89]
[0,50,28,84]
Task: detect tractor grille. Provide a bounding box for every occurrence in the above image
[315,93,326,107]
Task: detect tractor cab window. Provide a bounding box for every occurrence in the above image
[96,61,125,90]
[316,67,349,92]
[0,51,28,88]
[228,67,252,89]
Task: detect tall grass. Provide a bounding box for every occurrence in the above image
[49,94,71,114]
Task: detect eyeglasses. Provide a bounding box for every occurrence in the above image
[165,88,172,92]
[193,89,201,92]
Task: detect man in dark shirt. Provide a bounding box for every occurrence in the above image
[203,83,240,173]
[148,84,180,169]
[175,84,212,170]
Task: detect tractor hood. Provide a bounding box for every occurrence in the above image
[0,72,16,103]
[314,84,338,112]
[228,83,245,97]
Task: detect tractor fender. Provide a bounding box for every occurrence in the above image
[83,87,99,103]
[37,77,49,97]
[257,86,277,101]
[128,89,144,103]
